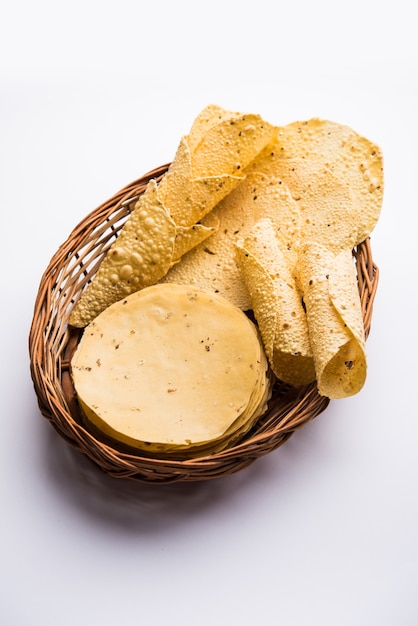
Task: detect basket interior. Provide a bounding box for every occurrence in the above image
[29,165,379,483]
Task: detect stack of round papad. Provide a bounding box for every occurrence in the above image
[71,284,272,458]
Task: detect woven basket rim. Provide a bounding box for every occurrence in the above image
[28,164,379,484]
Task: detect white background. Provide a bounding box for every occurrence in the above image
[1,2,417,624]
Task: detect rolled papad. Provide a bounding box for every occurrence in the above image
[236,218,315,386]
[298,242,367,398]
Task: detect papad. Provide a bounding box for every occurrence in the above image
[249,118,384,248]
[157,105,275,227]
[237,219,315,386]
[161,172,301,310]
[298,242,367,398]
[69,180,176,328]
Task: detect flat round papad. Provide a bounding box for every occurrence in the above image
[70,283,271,457]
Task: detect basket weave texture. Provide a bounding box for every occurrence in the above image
[29,165,379,484]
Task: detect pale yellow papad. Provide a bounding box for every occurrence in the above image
[71,283,271,456]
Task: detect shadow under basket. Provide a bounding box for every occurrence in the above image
[29,164,379,484]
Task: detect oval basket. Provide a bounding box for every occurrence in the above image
[29,164,379,484]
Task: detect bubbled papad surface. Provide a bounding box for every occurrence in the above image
[69,104,275,327]
[161,171,301,309]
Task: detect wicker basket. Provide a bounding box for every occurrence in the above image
[29,164,379,484]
